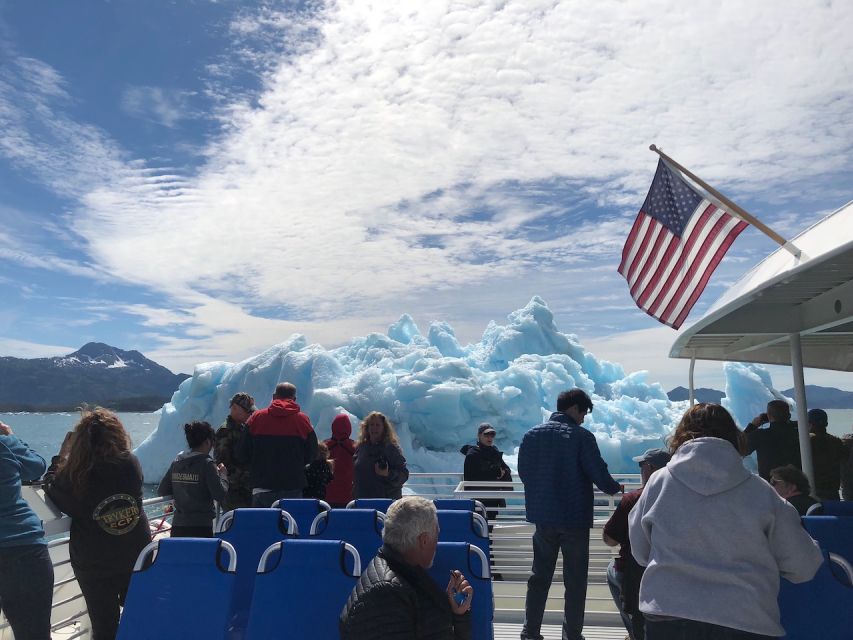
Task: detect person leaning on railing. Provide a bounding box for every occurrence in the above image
[0,420,54,640]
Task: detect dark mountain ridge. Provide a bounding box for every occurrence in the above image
[0,342,189,412]
[667,384,853,409]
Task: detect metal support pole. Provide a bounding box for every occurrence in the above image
[688,356,696,406]
[789,333,815,492]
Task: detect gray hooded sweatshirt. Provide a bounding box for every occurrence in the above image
[629,437,822,636]
[158,451,228,528]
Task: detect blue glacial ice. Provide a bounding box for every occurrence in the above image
[134,296,784,482]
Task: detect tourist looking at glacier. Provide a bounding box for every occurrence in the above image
[0,420,53,640]
[44,408,150,640]
[324,413,356,507]
[518,388,622,640]
[353,411,409,499]
[214,392,255,510]
[236,382,318,507]
[807,408,847,501]
[629,403,823,639]
[743,400,801,481]
[157,421,228,537]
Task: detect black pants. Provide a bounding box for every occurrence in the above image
[0,543,54,640]
[170,525,213,538]
[646,618,775,640]
[76,571,132,640]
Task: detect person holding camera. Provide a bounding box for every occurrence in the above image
[353,412,409,499]
[460,423,513,522]
[743,400,801,481]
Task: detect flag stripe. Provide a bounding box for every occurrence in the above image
[628,223,670,296]
[622,217,658,284]
[617,214,647,274]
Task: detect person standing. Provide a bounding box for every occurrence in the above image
[44,408,151,640]
[518,389,622,640]
[324,414,356,507]
[214,392,255,511]
[303,442,335,500]
[460,423,513,522]
[158,421,228,537]
[629,403,822,639]
[0,421,54,640]
[603,448,670,640]
[237,382,318,507]
[841,431,853,501]
[353,412,409,499]
[743,400,800,480]
[807,408,847,501]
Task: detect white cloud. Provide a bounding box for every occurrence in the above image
[0,337,74,359]
[1,1,852,375]
[120,86,194,128]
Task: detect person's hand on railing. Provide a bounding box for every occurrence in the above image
[446,569,473,615]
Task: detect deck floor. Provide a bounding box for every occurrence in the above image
[495,623,626,639]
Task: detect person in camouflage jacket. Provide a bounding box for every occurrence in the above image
[215,393,255,511]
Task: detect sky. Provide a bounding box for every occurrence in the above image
[1,0,852,393]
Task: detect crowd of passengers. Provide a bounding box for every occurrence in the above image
[1,384,852,640]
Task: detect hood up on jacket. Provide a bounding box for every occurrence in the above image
[667,437,751,496]
[331,414,353,440]
[269,398,301,417]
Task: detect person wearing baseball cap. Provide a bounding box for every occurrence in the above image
[808,408,846,501]
[214,392,256,510]
[603,447,671,640]
[460,423,513,525]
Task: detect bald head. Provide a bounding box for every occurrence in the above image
[274,382,297,400]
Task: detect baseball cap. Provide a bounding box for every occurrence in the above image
[632,448,671,468]
[230,393,255,413]
[478,423,497,436]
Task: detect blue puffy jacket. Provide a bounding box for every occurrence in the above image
[518,412,621,528]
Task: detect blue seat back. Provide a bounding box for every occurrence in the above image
[274,498,330,536]
[434,498,487,518]
[819,501,853,517]
[245,539,360,640]
[309,508,384,572]
[347,498,394,512]
[118,538,236,640]
[779,552,853,639]
[427,542,493,640]
[436,509,490,562]
[216,508,295,633]
[802,516,853,566]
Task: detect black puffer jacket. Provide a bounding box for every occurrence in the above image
[460,443,512,518]
[339,545,471,640]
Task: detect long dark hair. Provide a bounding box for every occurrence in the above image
[668,403,744,454]
[57,407,132,496]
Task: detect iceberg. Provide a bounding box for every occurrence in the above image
[136,297,696,481]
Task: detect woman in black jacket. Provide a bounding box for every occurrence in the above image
[460,423,513,523]
[353,412,409,499]
[45,408,151,640]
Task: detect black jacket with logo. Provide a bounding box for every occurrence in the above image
[45,454,151,580]
[158,451,227,527]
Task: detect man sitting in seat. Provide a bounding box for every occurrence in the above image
[339,496,473,639]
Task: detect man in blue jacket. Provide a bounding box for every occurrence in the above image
[518,389,622,640]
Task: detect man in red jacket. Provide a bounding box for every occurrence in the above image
[237,382,318,507]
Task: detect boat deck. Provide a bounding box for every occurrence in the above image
[495,623,626,639]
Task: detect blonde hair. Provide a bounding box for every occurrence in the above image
[357,411,401,448]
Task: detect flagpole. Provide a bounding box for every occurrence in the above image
[649,145,803,259]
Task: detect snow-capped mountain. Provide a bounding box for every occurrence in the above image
[0,343,189,411]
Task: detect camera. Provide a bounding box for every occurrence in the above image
[376,456,389,471]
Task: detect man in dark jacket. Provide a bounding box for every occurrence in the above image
[339,496,473,639]
[237,382,318,507]
[460,423,513,522]
[518,388,622,640]
[807,408,847,500]
[215,392,255,510]
[744,400,801,480]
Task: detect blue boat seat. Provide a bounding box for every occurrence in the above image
[215,508,296,636]
[117,538,237,640]
[346,498,394,512]
[427,542,493,640]
[434,498,488,519]
[245,539,360,640]
[801,516,853,566]
[272,498,330,536]
[779,551,853,639]
[436,509,490,562]
[309,508,384,572]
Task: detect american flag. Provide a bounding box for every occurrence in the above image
[618,159,748,329]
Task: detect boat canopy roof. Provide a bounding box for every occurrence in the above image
[670,200,853,371]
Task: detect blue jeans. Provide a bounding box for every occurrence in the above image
[645,618,775,640]
[522,526,589,640]
[0,543,54,640]
[251,488,303,507]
